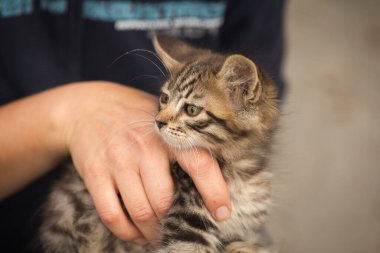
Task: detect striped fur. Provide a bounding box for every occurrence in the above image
[39,36,280,253]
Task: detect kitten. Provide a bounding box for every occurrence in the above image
[39,35,280,253]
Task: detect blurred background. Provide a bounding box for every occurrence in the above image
[268,0,380,252]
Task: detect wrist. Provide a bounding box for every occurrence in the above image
[34,85,74,164]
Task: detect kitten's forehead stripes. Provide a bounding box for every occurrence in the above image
[177,64,197,86]
[177,64,208,92]
[168,62,208,92]
[177,62,205,85]
[184,87,194,99]
[166,63,194,90]
[192,93,204,99]
[179,76,199,94]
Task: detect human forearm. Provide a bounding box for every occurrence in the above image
[0,86,68,199]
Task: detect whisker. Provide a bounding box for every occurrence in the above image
[205,146,216,166]
[126,123,156,134]
[205,146,219,176]
[126,48,172,78]
[172,142,183,163]
[126,120,155,128]
[109,49,168,78]
[126,107,157,118]
[187,138,201,179]
[134,128,156,144]
[99,120,156,157]
[134,108,157,118]
[133,53,167,78]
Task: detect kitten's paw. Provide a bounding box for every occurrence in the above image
[225,241,269,253]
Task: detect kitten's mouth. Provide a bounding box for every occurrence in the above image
[156,127,190,149]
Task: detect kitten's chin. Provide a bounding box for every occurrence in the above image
[160,132,190,149]
[159,131,211,151]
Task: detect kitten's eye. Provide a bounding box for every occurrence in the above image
[185,104,203,117]
[160,93,169,104]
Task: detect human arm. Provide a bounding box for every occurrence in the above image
[0,81,231,242]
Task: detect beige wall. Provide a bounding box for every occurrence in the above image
[268,1,380,252]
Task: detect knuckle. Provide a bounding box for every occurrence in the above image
[81,165,109,187]
[187,153,212,175]
[98,209,120,226]
[189,165,210,180]
[197,152,211,168]
[130,204,155,223]
[156,194,173,215]
[82,164,103,179]
[105,145,124,167]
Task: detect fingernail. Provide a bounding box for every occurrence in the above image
[215,205,230,221]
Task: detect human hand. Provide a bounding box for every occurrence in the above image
[56,82,231,243]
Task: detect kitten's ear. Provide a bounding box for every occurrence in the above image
[218,55,262,108]
[153,35,210,70]
[153,35,182,70]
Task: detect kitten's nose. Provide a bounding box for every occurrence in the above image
[155,120,167,129]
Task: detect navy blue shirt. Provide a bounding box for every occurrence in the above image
[0,0,286,252]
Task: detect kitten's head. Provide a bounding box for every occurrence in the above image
[153,35,279,155]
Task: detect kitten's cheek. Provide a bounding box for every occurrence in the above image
[155,125,169,142]
[157,130,171,145]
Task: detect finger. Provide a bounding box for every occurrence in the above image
[82,166,142,241]
[140,147,173,218]
[174,148,232,221]
[116,169,159,242]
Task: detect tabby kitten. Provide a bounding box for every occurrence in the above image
[40,35,279,253]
